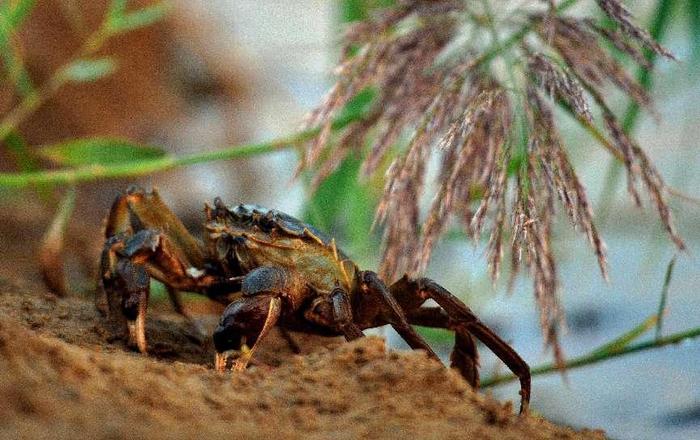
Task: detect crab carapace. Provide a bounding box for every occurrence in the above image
[98,186,531,413]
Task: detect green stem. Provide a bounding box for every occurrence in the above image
[482,325,700,388]
[0,77,60,141]
[0,110,363,187]
[0,1,583,188]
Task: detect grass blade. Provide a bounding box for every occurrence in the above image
[590,315,658,357]
[656,255,676,340]
[689,0,700,64]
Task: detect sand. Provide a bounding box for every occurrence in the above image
[0,277,606,439]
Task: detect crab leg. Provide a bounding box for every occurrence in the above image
[215,351,233,372]
[166,286,207,340]
[390,276,531,414]
[407,307,479,388]
[232,297,282,371]
[330,288,364,341]
[98,251,151,352]
[99,186,238,352]
[100,231,215,352]
[128,296,148,354]
[279,328,302,354]
[357,271,439,361]
[214,267,301,372]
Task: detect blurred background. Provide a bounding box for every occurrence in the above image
[0,1,698,439]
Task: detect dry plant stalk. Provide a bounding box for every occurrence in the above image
[304,0,682,364]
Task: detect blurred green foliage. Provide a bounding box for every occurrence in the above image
[303,89,378,260]
[106,0,170,35]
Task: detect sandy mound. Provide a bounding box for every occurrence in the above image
[0,279,605,439]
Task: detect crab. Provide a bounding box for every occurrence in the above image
[98,186,531,413]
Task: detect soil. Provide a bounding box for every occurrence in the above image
[0,274,607,440]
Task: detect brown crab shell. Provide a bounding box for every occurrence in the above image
[205,202,358,294]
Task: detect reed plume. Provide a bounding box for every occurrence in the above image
[304,0,681,365]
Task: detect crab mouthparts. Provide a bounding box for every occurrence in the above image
[214,343,251,373]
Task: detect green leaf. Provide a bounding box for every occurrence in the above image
[59,57,117,82]
[0,1,36,96]
[340,0,370,22]
[303,88,378,257]
[5,130,53,198]
[107,0,127,20]
[416,326,454,345]
[1,44,34,96]
[590,315,658,356]
[337,87,376,121]
[107,2,170,34]
[0,0,36,37]
[37,138,166,167]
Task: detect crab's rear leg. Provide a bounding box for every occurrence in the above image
[304,286,364,341]
[406,307,480,387]
[357,271,439,360]
[390,276,531,414]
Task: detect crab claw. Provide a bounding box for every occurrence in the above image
[232,344,252,372]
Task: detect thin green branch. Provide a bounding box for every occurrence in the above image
[3,130,53,199]
[3,0,697,211]
[482,322,700,388]
[0,110,364,187]
[0,0,580,188]
[0,0,167,142]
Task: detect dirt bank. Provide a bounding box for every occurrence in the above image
[0,278,605,439]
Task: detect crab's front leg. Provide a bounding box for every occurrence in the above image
[213,266,303,371]
[100,228,217,352]
[99,186,226,353]
[100,242,150,352]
